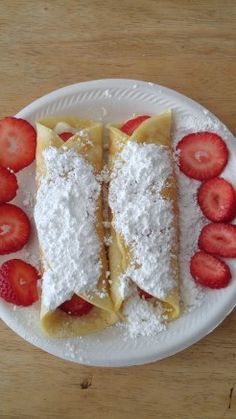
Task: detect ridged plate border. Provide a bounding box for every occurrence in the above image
[0,79,235,367]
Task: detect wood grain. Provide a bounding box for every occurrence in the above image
[0,1,236,418]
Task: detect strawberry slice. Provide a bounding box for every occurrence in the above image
[177,132,228,180]
[199,223,236,258]
[121,115,150,136]
[59,294,93,316]
[198,178,236,222]
[0,259,39,305]
[0,203,30,255]
[137,287,153,300]
[0,166,18,203]
[59,132,73,142]
[0,117,36,172]
[190,251,231,289]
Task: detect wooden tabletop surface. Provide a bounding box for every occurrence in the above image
[0,1,236,418]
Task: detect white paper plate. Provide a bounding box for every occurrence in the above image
[0,79,236,367]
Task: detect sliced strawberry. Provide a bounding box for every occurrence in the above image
[121,115,150,136]
[0,259,39,305]
[199,223,236,258]
[0,203,30,255]
[59,294,93,316]
[59,132,73,142]
[177,132,228,180]
[190,251,231,289]
[198,178,236,222]
[0,166,18,203]
[137,287,153,300]
[0,117,36,172]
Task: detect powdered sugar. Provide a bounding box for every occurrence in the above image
[115,278,167,337]
[96,165,110,183]
[177,113,221,134]
[109,141,177,299]
[34,147,101,310]
[21,248,40,270]
[122,294,167,337]
[118,276,133,300]
[22,190,35,215]
[176,172,205,310]
[103,89,112,98]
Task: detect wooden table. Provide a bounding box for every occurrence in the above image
[0,1,236,418]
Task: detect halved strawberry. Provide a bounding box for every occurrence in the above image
[59,294,93,316]
[137,287,153,300]
[0,166,18,203]
[199,223,236,258]
[0,203,30,254]
[0,259,39,305]
[198,178,236,222]
[177,132,228,180]
[190,251,231,289]
[121,115,150,136]
[59,132,73,142]
[0,117,36,172]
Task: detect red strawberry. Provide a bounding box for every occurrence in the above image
[137,287,153,300]
[121,115,150,136]
[198,178,236,222]
[199,223,236,258]
[0,117,36,172]
[190,251,231,289]
[59,294,93,316]
[59,132,73,142]
[177,132,228,180]
[0,203,30,255]
[0,259,39,305]
[0,166,18,203]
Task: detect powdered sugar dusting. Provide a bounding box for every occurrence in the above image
[122,294,167,337]
[22,190,35,216]
[21,248,40,270]
[109,141,177,299]
[177,113,221,134]
[115,279,167,337]
[177,172,206,310]
[34,147,102,310]
[96,164,110,183]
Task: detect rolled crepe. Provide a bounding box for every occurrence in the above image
[107,111,180,320]
[35,116,117,337]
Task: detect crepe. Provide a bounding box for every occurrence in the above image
[107,111,180,320]
[35,116,117,337]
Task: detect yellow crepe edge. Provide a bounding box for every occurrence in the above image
[107,111,180,320]
[36,116,118,337]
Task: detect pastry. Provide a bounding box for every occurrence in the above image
[107,111,180,320]
[34,116,117,337]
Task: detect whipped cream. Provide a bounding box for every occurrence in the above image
[34,147,101,310]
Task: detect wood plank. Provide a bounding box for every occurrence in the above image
[0,1,236,418]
